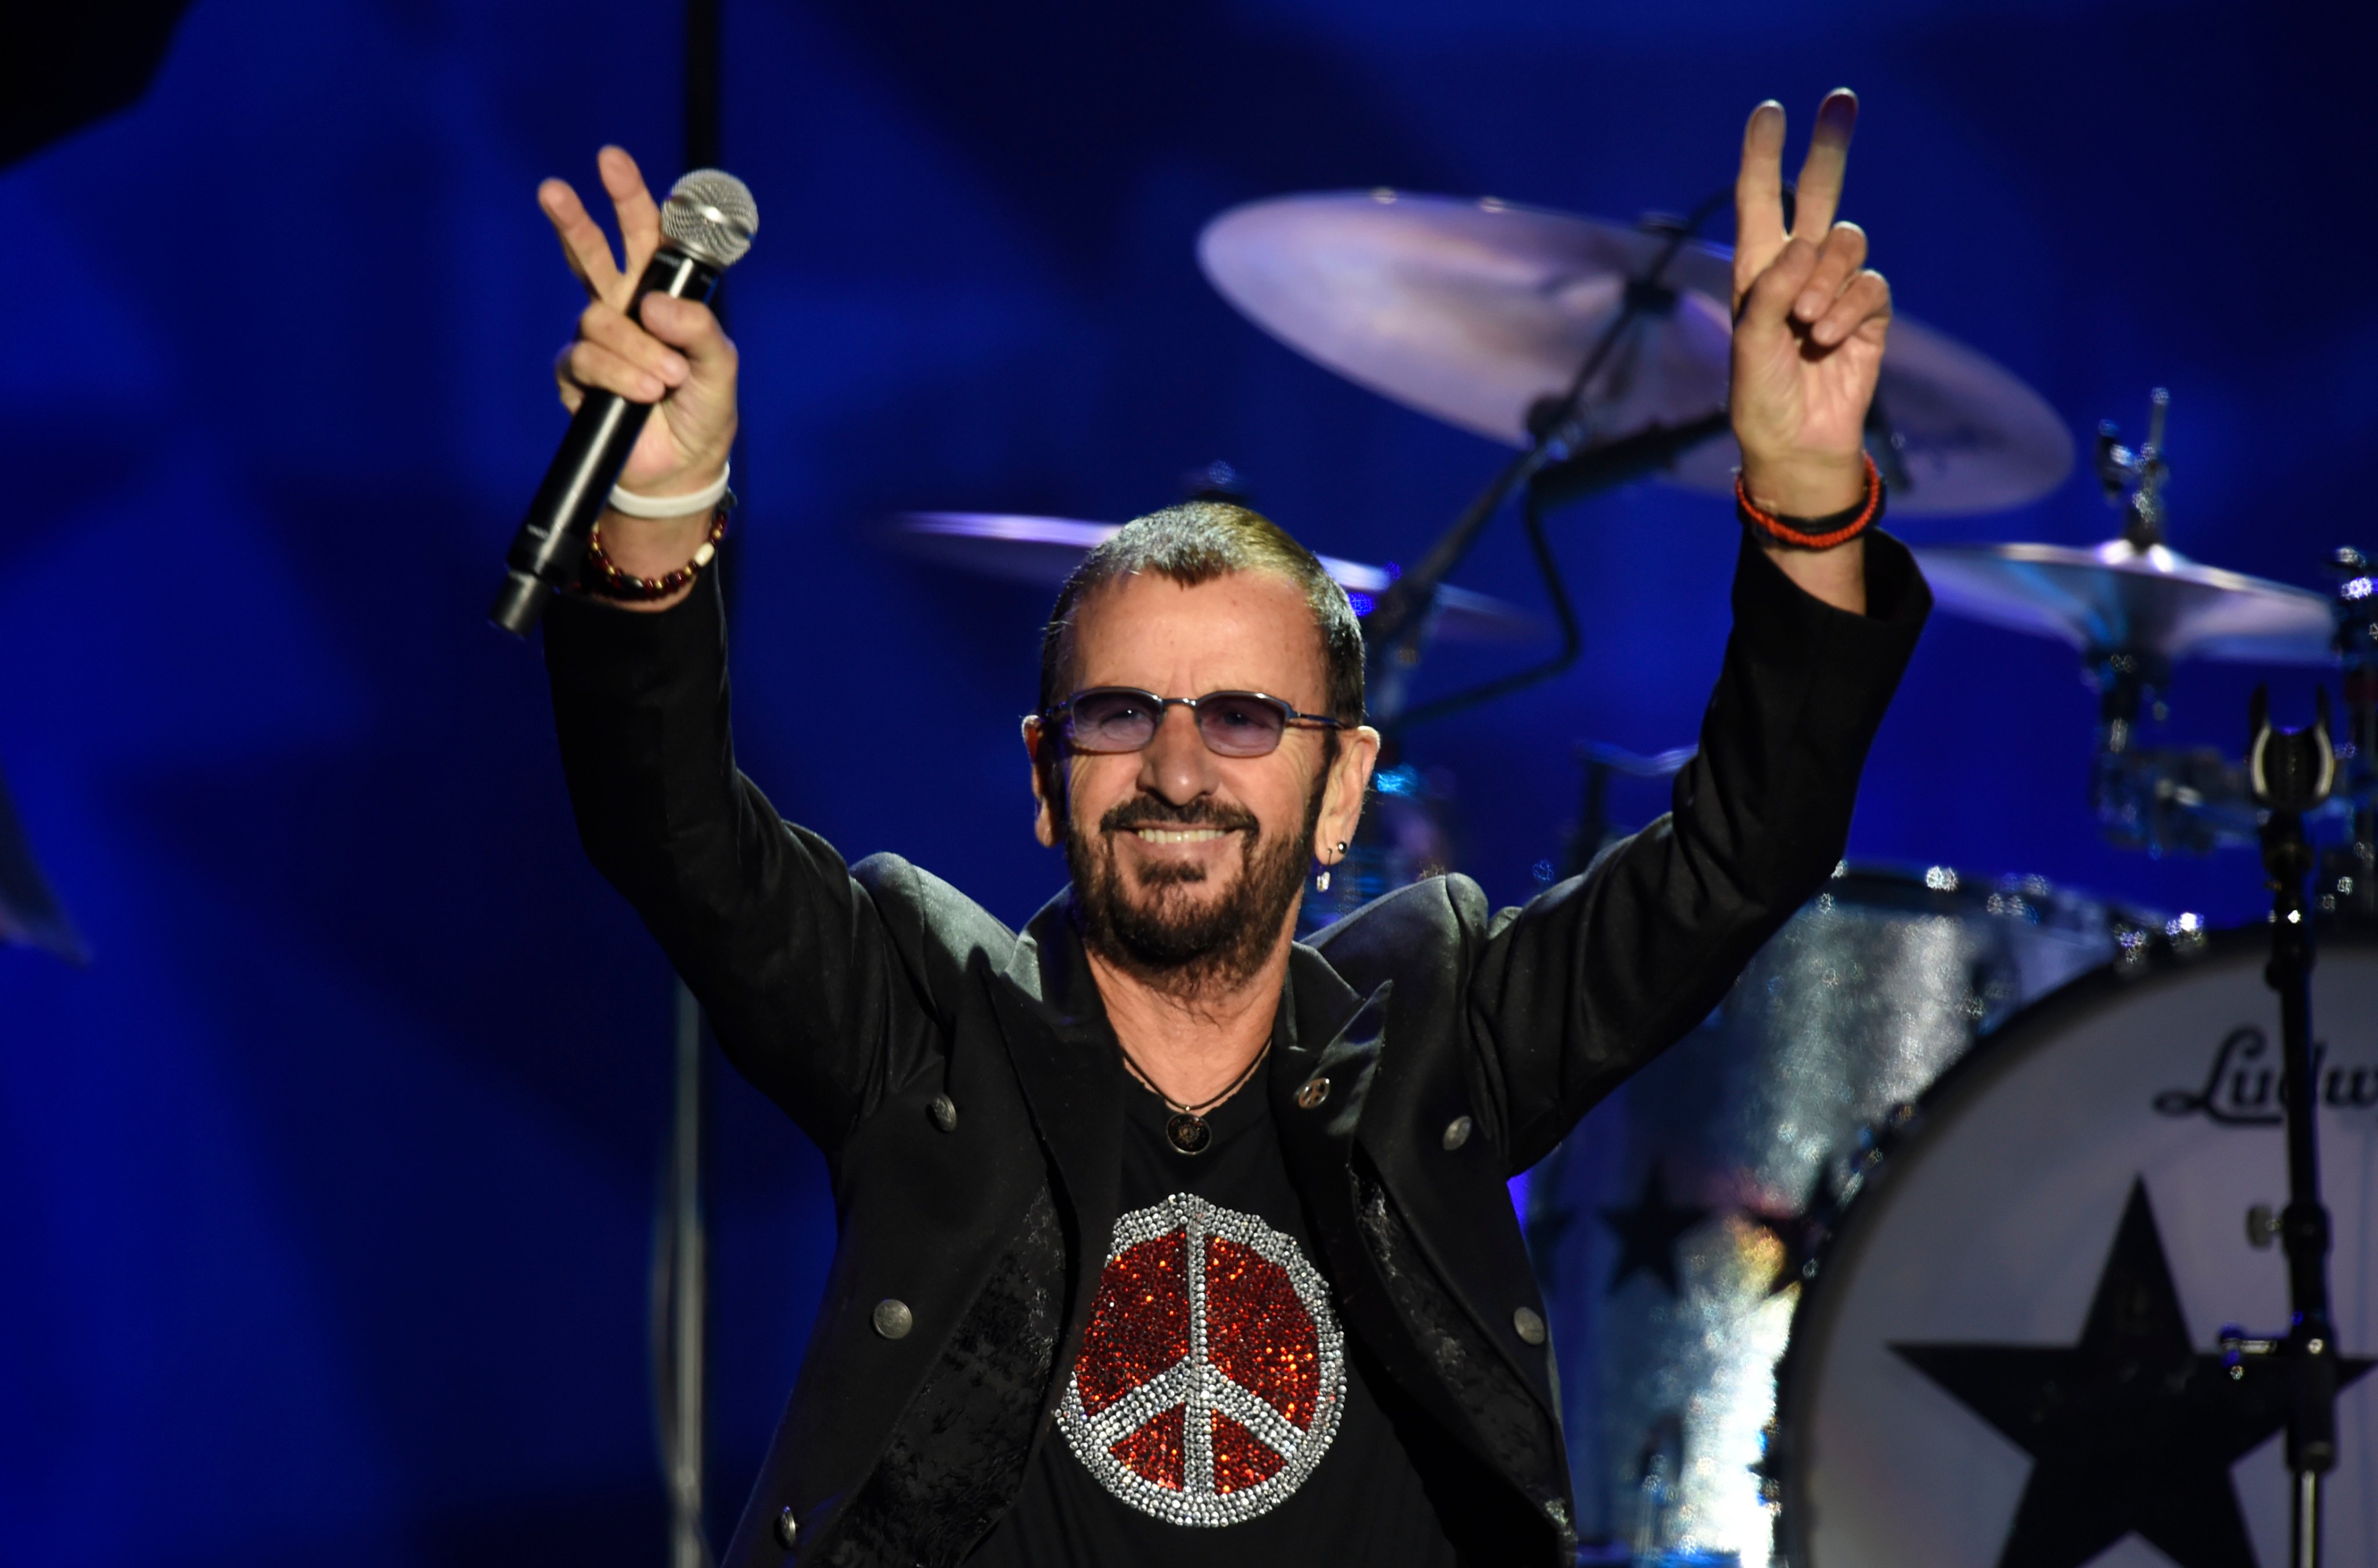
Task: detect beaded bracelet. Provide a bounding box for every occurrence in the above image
[1735,453,1884,550]
[585,491,735,600]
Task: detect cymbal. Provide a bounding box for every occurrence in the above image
[887,513,1543,645]
[1197,190,2074,516]
[1913,540,2337,664]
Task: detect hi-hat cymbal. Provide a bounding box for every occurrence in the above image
[887,513,1542,645]
[1197,190,2074,516]
[1914,540,2337,664]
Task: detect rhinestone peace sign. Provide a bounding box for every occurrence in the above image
[1056,1193,1347,1525]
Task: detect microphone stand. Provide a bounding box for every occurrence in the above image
[2237,686,2341,1568]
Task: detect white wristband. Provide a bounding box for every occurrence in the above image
[609,462,730,519]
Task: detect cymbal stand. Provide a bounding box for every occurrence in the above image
[2321,549,2377,921]
[2226,686,2341,1568]
[1362,188,1734,724]
[2082,388,2261,855]
[2094,385,2170,550]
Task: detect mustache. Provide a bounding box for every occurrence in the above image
[1098,796,1260,836]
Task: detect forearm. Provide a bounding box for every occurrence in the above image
[1473,531,1927,1166]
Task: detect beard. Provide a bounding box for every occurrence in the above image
[1067,782,1325,1000]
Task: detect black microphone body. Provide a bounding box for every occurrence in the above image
[489,247,723,635]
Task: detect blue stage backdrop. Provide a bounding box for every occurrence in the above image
[3,1,2372,1561]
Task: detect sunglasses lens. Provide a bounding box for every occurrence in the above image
[1066,690,1160,752]
[1196,695,1288,757]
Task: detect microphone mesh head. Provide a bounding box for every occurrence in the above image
[662,170,758,268]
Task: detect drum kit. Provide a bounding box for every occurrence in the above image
[883,186,2378,1568]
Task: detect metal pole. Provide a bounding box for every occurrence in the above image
[665,980,710,1568]
[661,7,722,1565]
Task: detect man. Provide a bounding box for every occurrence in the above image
[536,89,1925,1567]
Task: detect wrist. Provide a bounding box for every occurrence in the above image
[1737,449,1867,517]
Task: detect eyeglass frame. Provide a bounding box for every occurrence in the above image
[1042,686,1346,758]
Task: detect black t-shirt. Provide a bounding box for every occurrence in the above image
[966,1063,1461,1567]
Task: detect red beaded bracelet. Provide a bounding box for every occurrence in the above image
[585,492,735,601]
[1735,454,1883,550]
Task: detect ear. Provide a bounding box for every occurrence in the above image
[1315,724,1381,859]
[1022,715,1062,848]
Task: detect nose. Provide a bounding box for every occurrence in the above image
[1137,702,1218,805]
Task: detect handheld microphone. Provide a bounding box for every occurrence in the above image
[491,169,758,636]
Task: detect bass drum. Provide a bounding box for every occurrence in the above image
[1776,928,2378,1568]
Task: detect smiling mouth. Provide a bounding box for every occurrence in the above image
[1129,828,1232,845]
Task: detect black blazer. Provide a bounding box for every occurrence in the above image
[542,533,1929,1567]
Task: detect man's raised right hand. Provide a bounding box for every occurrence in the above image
[539,145,740,594]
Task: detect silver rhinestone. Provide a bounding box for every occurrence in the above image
[1512,1305,1546,1346]
[928,1094,958,1133]
[872,1298,913,1340]
[1441,1115,1473,1151]
[1296,1076,1330,1110]
[774,1506,798,1548]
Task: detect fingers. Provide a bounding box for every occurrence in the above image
[598,146,665,279]
[1790,88,1859,241]
[638,295,736,379]
[1790,221,1868,328]
[1808,267,1891,350]
[556,299,689,406]
[1733,100,1787,301]
[1737,234,1821,333]
[538,176,623,304]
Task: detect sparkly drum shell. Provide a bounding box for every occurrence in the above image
[1530,865,2152,1563]
[1773,928,2378,1568]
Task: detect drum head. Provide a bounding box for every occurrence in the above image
[1778,931,2378,1568]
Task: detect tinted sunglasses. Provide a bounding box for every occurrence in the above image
[1048,687,1343,758]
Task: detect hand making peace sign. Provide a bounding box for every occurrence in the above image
[1729,90,1892,522]
[538,146,740,506]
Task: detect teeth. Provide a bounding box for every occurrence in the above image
[1134,828,1226,845]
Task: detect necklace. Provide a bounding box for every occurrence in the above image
[1117,1039,1271,1156]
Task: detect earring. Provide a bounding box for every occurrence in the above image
[1314,842,1350,895]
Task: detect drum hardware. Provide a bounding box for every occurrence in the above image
[1197,190,2071,517]
[1916,388,2342,857]
[1350,187,1737,727]
[2319,548,2377,920]
[2224,684,2343,1568]
[1197,183,2073,728]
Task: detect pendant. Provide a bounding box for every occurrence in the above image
[1165,1112,1213,1156]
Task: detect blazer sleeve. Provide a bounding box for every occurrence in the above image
[1467,530,1931,1173]
[542,577,933,1152]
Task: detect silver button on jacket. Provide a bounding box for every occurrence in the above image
[927,1093,958,1133]
[872,1298,913,1340]
[775,1506,798,1548]
[1441,1114,1473,1151]
[1512,1306,1546,1346]
[1296,1075,1330,1110]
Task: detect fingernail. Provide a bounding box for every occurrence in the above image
[663,355,690,383]
[639,375,664,399]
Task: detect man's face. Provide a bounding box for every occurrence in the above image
[1026,570,1377,996]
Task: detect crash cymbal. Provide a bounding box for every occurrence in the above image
[887,513,1542,645]
[1197,190,2074,516]
[1914,540,2337,664]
